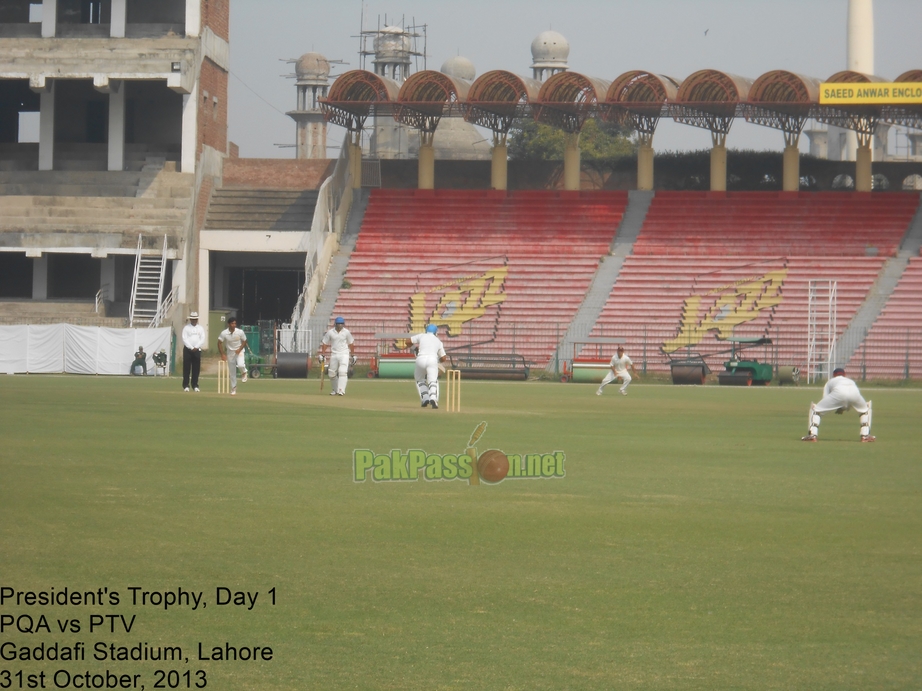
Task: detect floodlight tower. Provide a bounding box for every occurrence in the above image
[847,0,875,181]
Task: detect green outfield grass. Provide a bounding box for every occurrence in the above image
[1,375,920,690]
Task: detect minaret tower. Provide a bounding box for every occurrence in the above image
[287,52,330,159]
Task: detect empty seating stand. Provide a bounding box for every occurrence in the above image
[333,189,629,367]
[591,191,919,375]
[847,256,922,379]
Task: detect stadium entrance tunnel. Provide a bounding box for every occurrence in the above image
[211,251,306,326]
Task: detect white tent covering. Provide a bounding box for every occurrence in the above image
[0,325,171,375]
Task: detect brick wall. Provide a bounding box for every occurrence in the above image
[222,159,336,189]
[197,57,228,157]
[200,0,229,41]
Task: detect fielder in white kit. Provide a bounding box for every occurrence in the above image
[597,345,637,396]
[319,316,355,396]
[802,367,875,442]
[410,324,449,409]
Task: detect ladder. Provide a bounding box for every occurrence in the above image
[806,280,837,383]
[129,235,168,328]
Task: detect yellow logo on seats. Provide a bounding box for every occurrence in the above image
[409,264,507,337]
[662,268,787,353]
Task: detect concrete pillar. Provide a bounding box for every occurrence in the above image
[110,0,126,37]
[563,132,580,191]
[197,248,209,345]
[710,136,727,192]
[100,256,116,302]
[782,144,800,192]
[32,255,48,300]
[909,133,922,158]
[491,142,508,191]
[637,140,654,191]
[181,83,198,174]
[108,82,125,171]
[185,0,201,37]
[856,141,873,192]
[38,84,55,171]
[350,136,362,189]
[418,132,435,190]
[41,0,57,37]
[804,129,828,159]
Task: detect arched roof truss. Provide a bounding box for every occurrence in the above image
[602,71,679,136]
[672,70,752,134]
[465,70,541,133]
[883,70,922,129]
[744,70,820,137]
[534,71,610,133]
[812,70,886,135]
[321,70,400,131]
[395,70,470,133]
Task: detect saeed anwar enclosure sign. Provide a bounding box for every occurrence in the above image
[820,82,922,105]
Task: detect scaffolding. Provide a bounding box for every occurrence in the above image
[806,280,837,383]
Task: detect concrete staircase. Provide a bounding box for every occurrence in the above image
[308,189,369,339]
[204,188,320,231]
[0,299,126,327]
[546,190,654,373]
[0,166,193,252]
[836,192,922,364]
[0,143,182,173]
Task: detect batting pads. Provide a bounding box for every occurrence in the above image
[860,400,872,438]
[807,400,872,438]
[808,403,821,437]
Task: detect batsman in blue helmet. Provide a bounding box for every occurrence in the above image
[319,316,355,396]
[408,325,449,408]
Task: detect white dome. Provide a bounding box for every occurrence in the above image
[440,55,476,81]
[295,52,330,80]
[530,30,570,66]
[374,26,412,60]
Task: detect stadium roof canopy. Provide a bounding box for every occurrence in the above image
[321,70,399,130]
[464,71,541,133]
[601,71,680,136]
[743,70,821,137]
[321,67,922,134]
[672,70,753,135]
[813,70,887,135]
[881,69,922,128]
[395,70,471,132]
[534,71,610,133]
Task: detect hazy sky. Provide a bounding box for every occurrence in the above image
[227,0,922,159]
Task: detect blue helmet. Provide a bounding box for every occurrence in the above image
[426,324,438,334]
[334,316,345,324]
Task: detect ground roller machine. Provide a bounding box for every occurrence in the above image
[668,336,773,386]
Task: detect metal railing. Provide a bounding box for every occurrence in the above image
[150,288,175,328]
[326,317,922,381]
[289,143,354,331]
[95,284,110,314]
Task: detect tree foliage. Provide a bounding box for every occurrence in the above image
[508,118,635,161]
